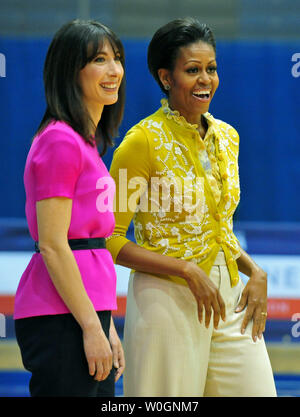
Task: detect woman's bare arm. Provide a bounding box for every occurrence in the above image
[236,247,268,341]
[116,240,226,329]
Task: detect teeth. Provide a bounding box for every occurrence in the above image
[193,90,210,96]
[100,83,117,89]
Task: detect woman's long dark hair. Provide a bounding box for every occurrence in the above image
[36,19,126,155]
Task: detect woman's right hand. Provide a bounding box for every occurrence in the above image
[82,325,113,381]
[183,262,226,329]
[115,241,226,329]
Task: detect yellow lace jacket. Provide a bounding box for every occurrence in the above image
[107,99,241,286]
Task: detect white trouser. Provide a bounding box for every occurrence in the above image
[123,251,277,397]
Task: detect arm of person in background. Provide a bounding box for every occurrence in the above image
[107,125,226,329]
[37,197,113,382]
[235,247,268,342]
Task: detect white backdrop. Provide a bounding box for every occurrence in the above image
[1,252,300,299]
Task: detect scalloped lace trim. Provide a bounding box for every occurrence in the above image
[161,98,200,130]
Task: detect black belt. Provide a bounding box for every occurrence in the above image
[35,237,106,253]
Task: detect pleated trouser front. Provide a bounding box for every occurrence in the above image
[123,251,277,397]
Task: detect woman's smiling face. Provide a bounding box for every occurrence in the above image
[78,38,124,114]
[159,41,219,125]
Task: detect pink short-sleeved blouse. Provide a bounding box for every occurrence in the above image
[14,120,117,319]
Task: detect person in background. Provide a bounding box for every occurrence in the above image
[107,18,277,397]
[14,19,125,397]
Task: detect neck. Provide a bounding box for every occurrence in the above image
[197,115,208,138]
[167,98,205,128]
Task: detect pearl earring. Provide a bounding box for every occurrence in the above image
[164,84,170,91]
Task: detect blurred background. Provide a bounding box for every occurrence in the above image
[0,0,300,397]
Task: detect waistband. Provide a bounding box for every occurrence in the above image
[34,237,106,253]
[213,250,227,266]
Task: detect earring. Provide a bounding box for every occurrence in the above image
[164,84,170,91]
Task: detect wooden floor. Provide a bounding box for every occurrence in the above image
[1,340,300,397]
[1,339,300,374]
[0,341,24,370]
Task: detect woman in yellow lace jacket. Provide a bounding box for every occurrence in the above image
[107,18,276,397]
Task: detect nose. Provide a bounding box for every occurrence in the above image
[198,69,211,85]
[108,59,123,77]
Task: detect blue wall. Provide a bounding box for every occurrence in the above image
[0,38,299,221]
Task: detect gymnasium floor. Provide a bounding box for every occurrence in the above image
[1,317,300,397]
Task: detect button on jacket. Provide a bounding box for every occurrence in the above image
[107,99,241,286]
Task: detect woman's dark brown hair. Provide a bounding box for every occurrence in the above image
[37,19,126,155]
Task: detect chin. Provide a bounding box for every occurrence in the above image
[103,96,118,106]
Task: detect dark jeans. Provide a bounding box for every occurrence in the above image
[15,310,115,397]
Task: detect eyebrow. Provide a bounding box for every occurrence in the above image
[96,50,121,56]
[184,59,216,65]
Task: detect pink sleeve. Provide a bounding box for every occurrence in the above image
[33,128,82,201]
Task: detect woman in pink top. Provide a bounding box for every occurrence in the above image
[14,19,125,397]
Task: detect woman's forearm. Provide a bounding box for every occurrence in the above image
[40,243,102,332]
[236,247,261,278]
[116,240,194,281]
[116,241,226,327]
[118,242,262,282]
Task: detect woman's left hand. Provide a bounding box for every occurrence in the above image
[235,268,268,342]
[109,319,125,382]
